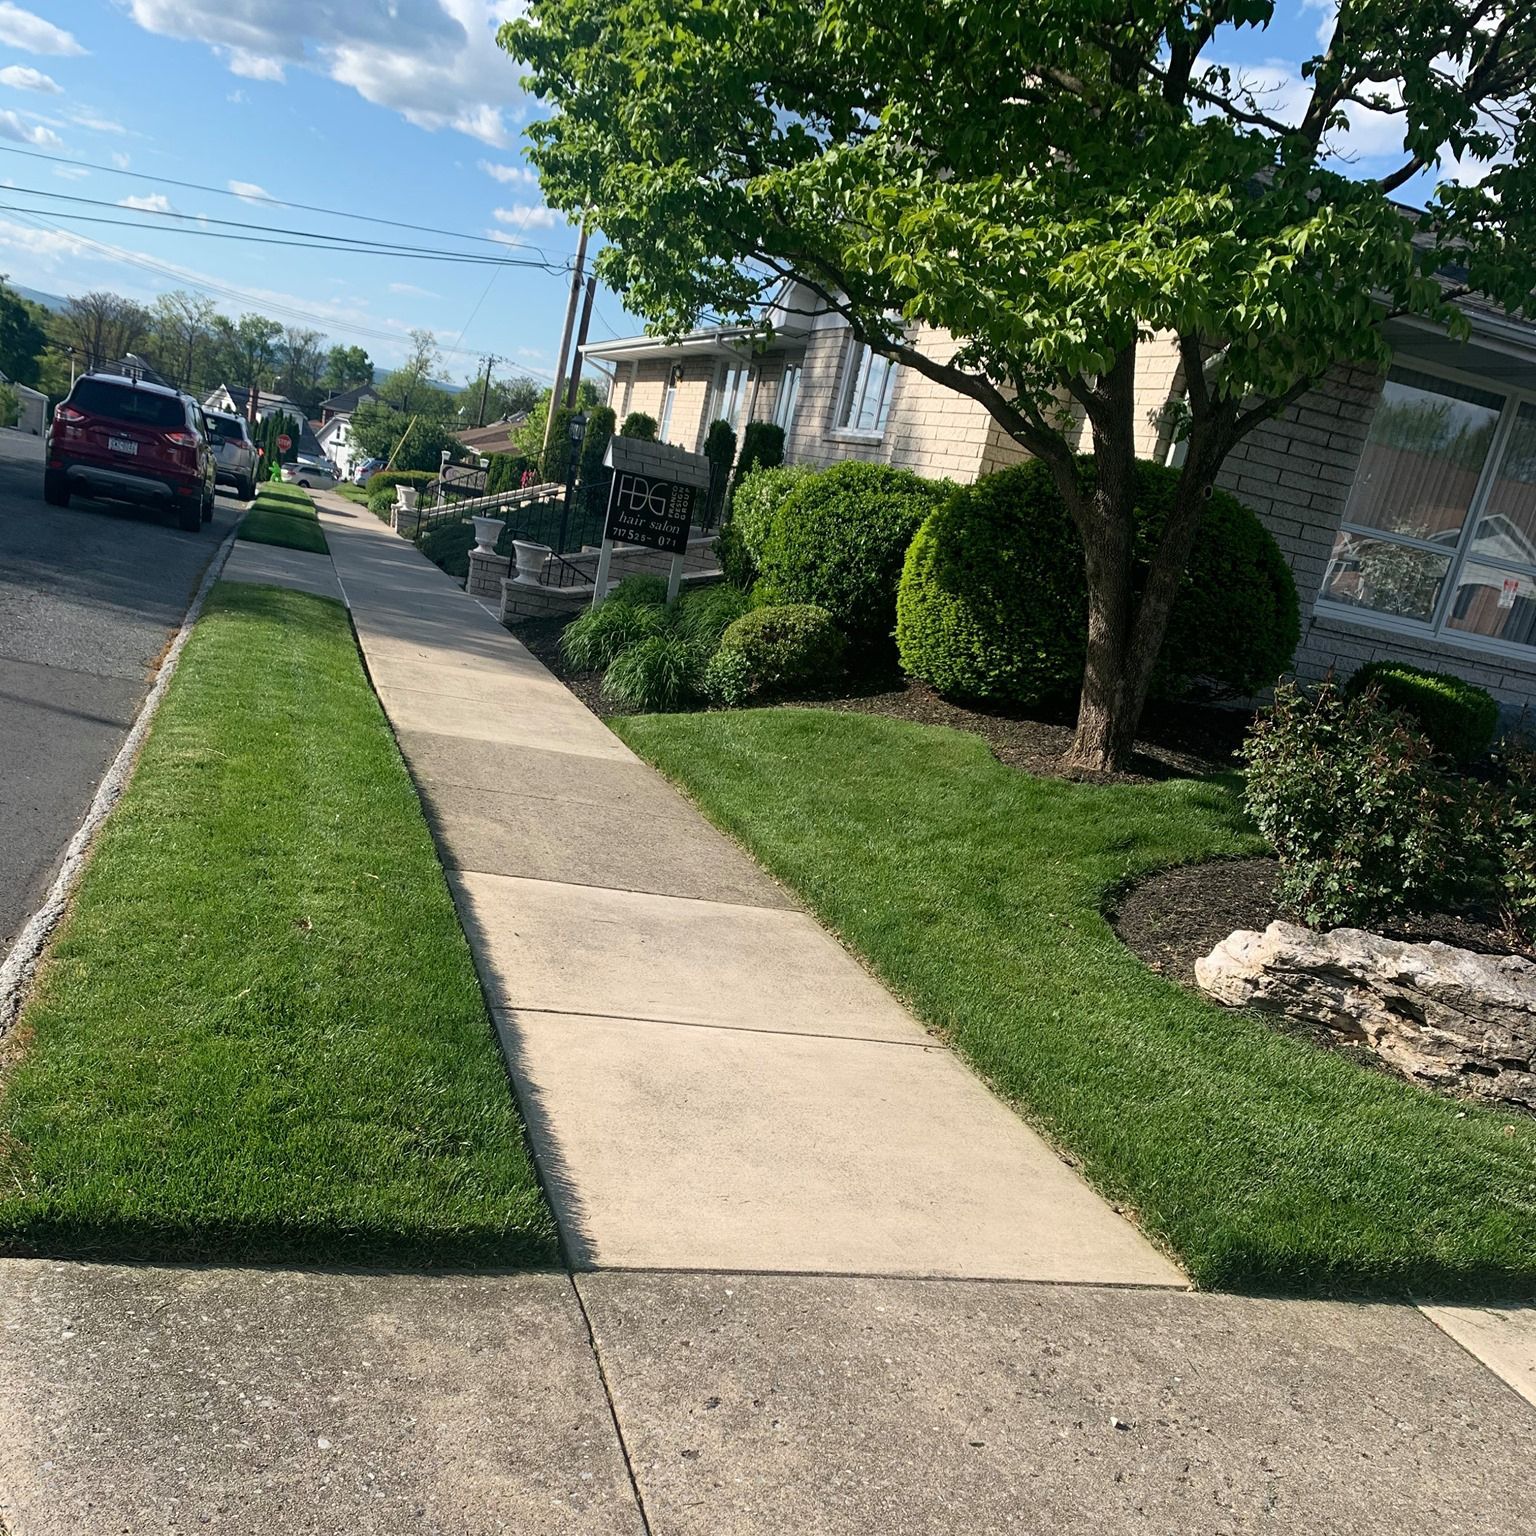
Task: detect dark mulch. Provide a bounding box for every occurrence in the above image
[1111,856,1534,985]
[516,611,1252,783]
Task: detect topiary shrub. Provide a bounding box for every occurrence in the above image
[897,457,1299,707]
[602,631,705,711]
[756,461,952,652]
[579,405,617,483]
[620,411,658,440]
[704,417,737,524]
[560,600,665,672]
[703,604,844,706]
[736,420,785,479]
[675,583,751,649]
[607,572,669,608]
[1242,680,1473,928]
[718,465,812,590]
[1343,661,1498,763]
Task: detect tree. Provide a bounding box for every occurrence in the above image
[278,326,326,412]
[377,329,447,415]
[147,290,217,393]
[349,399,462,472]
[54,291,151,374]
[505,0,1536,770]
[0,279,45,387]
[485,374,543,419]
[212,312,283,399]
[322,344,373,394]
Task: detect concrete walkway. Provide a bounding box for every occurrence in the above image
[312,493,1176,1286]
[1,495,1531,1535]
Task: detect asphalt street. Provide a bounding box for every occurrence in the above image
[0,430,243,959]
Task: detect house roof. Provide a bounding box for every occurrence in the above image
[582,280,820,364]
[318,383,378,414]
[456,416,527,453]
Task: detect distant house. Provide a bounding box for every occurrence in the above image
[314,384,379,477]
[202,384,325,460]
[318,383,378,424]
[587,279,1536,721]
[0,371,47,435]
[456,414,529,459]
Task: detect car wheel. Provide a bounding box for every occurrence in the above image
[179,499,203,533]
[239,476,255,501]
[298,479,310,489]
[42,469,69,508]
[201,492,214,523]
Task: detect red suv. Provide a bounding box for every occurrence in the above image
[44,374,217,532]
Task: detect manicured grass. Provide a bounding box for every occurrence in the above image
[614,708,1536,1298]
[237,483,329,555]
[0,583,556,1266]
[335,482,370,506]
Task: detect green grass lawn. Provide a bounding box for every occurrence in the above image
[237,483,329,555]
[335,482,370,506]
[614,708,1536,1298]
[0,583,556,1266]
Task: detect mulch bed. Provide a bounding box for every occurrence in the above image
[515,612,1250,784]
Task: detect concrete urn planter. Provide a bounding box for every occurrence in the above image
[395,486,419,511]
[472,516,504,555]
[512,539,552,586]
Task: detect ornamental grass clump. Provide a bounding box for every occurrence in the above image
[560,598,665,672]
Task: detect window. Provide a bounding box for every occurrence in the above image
[773,362,802,432]
[711,361,750,431]
[658,367,679,442]
[1321,368,1536,653]
[68,378,186,429]
[619,362,635,420]
[835,340,897,436]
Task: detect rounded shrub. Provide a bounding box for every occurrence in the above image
[756,462,952,652]
[602,631,704,712]
[560,600,664,672]
[619,411,658,440]
[896,457,1299,706]
[736,420,785,479]
[703,604,844,706]
[720,465,812,590]
[1343,660,1498,763]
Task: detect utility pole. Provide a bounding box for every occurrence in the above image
[541,223,589,468]
[475,354,499,428]
[564,276,598,410]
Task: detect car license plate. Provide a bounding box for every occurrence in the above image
[108,437,138,456]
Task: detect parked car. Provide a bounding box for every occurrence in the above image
[352,457,385,485]
[44,374,216,532]
[205,410,259,500]
[281,456,340,492]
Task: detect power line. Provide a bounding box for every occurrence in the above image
[0,182,562,264]
[0,143,571,255]
[0,201,569,270]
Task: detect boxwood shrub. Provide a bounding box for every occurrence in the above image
[1343,660,1498,763]
[897,457,1299,706]
[703,604,844,706]
[717,465,812,590]
[756,462,952,652]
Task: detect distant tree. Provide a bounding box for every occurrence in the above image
[484,373,542,419]
[34,347,72,402]
[278,326,326,412]
[377,329,446,415]
[0,279,46,387]
[212,312,283,397]
[322,344,373,394]
[54,291,151,373]
[0,381,17,428]
[147,290,218,392]
[349,399,462,472]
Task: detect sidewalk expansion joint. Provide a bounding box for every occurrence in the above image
[573,1262,1192,1293]
[494,1005,939,1050]
[446,862,791,912]
[567,1273,657,1536]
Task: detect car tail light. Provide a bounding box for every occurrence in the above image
[164,429,198,447]
[54,405,85,424]
[50,404,85,442]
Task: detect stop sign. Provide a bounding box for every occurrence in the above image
[277,433,292,452]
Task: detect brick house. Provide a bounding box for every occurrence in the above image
[583,284,1536,718]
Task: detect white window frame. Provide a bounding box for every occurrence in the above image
[773,361,802,433]
[1316,356,1536,664]
[832,337,898,439]
[658,366,679,443]
[710,358,751,433]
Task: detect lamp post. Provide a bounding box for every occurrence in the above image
[558,411,587,555]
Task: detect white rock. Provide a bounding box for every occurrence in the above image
[1196,921,1536,1110]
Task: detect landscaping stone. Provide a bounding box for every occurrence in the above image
[1196,920,1536,1108]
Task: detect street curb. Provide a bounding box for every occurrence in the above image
[0,527,240,1039]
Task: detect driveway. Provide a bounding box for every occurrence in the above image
[0,430,242,957]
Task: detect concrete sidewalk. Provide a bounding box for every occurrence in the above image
[1,496,1530,1536]
[312,492,1178,1286]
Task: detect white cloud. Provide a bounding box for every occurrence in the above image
[70,111,126,135]
[227,88,248,105]
[493,203,564,230]
[124,0,529,147]
[228,179,271,203]
[387,281,439,298]
[119,193,173,213]
[516,346,544,359]
[0,107,60,148]
[110,151,130,170]
[0,64,60,93]
[479,158,538,185]
[0,3,85,57]
[54,165,88,180]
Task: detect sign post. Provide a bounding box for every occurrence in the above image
[594,438,712,606]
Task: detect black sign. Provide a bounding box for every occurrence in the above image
[603,471,695,554]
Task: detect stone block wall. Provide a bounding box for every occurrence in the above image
[466,549,511,602]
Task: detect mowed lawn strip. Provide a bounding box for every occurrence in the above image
[0,582,556,1266]
[614,708,1536,1298]
[237,483,329,555]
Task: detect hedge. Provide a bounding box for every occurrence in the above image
[756,461,952,651]
[897,457,1300,706]
[704,604,844,706]
[717,465,812,590]
[1344,661,1499,763]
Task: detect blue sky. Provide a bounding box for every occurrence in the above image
[0,0,642,386]
[0,1,1467,385]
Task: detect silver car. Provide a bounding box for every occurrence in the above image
[282,456,341,492]
[205,411,259,500]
